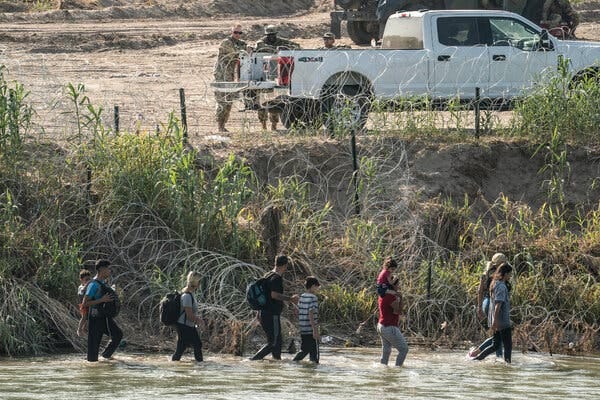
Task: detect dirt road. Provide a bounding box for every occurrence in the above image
[0,11,337,143]
[0,8,598,144]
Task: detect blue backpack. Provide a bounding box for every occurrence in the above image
[246,273,273,310]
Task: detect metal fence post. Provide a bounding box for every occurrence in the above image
[179,88,188,142]
[475,87,480,139]
[351,128,360,216]
[114,105,119,134]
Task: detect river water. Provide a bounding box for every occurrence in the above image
[0,348,598,400]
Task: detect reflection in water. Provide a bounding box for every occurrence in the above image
[0,348,598,400]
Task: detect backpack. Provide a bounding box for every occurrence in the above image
[95,280,120,318]
[246,273,273,310]
[159,291,183,326]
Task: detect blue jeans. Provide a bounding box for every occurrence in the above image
[482,298,503,357]
[475,327,512,363]
[377,323,409,366]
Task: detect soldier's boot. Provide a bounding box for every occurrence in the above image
[259,108,269,130]
[269,112,279,131]
[218,124,228,133]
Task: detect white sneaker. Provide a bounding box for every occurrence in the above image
[467,347,479,360]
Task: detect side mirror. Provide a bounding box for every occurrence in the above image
[371,38,381,48]
[540,29,554,50]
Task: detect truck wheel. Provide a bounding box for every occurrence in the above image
[347,21,373,45]
[336,0,361,8]
[321,85,370,137]
[571,68,600,89]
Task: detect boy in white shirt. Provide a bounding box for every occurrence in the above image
[293,276,320,363]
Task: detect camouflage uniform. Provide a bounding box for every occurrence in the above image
[318,32,351,50]
[254,27,301,130]
[254,34,301,54]
[542,0,580,32]
[214,35,247,131]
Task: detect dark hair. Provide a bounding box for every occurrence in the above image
[79,269,92,279]
[495,263,513,279]
[383,256,397,270]
[305,276,320,289]
[95,259,111,271]
[275,254,288,267]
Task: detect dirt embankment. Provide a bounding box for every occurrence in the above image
[0,0,328,20]
[1,0,598,22]
[0,1,334,52]
[231,137,600,219]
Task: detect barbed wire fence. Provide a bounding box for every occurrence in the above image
[1,14,599,354]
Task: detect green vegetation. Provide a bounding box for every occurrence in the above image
[0,67,598,356]
[511,58,600,144]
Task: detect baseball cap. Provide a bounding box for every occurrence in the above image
[265,25,277,34]
[491,253,507,266]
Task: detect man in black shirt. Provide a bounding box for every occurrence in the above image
[250,254,295,360]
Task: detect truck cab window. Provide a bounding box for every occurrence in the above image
[437,17,480,46]
[489,17,551,51]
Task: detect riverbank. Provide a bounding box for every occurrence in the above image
[1,100,599,357]
[0,1,599,358]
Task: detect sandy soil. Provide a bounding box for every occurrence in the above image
[0,0,598,143]
[0,1,341,141]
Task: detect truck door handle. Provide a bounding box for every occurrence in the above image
[493,55,506,61]
[437,55,451,61]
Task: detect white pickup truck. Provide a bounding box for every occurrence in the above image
[213,9,600,131]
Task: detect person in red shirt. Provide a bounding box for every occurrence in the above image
[377,258,408,366]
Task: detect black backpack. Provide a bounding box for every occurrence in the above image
[95,280,120,318]
[159,291,183,326]
[246,273,273,310]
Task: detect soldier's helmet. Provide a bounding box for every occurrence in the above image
[265,25,277,35]
[323,32,335,40]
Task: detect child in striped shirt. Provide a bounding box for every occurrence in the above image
[293,276,320,363]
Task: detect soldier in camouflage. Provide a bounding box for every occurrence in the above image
[541,0,580,36]
[318,32,351,49]
[255,25,301,53]
[254,25,301,131]
[214,24,248,132]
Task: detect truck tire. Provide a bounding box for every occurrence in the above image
[336,0,362,9]
[571,67,600,88]
[347,21,373,45]
[321,85,370,137]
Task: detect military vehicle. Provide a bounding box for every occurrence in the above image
[330,0,546,44]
